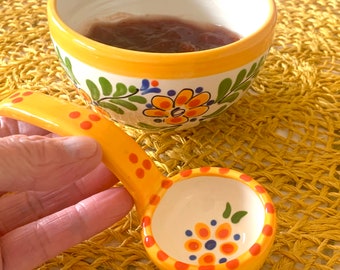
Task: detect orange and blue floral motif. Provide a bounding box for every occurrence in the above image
[143,88,212,125]
[184,205,245,265]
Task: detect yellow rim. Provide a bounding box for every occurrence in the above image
[47,0,277,79]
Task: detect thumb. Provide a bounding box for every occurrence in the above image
[0,135,102,191]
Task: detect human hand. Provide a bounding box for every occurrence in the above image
[0,117,134,270]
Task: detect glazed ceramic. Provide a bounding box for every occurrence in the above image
[0,90,276,269]
[143,169,276,269]
[47,0,277,130]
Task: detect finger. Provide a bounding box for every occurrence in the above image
[0,187,134,270]
[0,117,49,137]
[0,163,119,236]
[0,135,102,191]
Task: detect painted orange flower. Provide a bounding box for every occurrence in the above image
[143,88,211,125]
[185,221,239,265]
[184,202,248,265]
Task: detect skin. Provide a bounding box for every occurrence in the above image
[0,117,134,270]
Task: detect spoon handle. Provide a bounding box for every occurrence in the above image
[0,90,166,215]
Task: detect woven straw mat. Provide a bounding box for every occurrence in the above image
[1,0,339,269]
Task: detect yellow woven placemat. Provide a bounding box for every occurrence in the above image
[1,0,340,269]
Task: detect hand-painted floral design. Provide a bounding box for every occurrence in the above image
[143,88,212,125]
[140,79,161,95]
[184,202,248,265]
[85,77,146,115]
[55,44,266,130]
[203,56,265,119]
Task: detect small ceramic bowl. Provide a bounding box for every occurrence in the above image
[142,167,276,269]
[47,0,276,130]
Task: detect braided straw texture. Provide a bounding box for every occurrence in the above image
[1,0,339,269]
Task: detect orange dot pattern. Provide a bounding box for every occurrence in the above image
[6,91,103,132]
[128,153,154,180]
[68,110,101,130]
[127,151,172,209]
[8,91,33,104]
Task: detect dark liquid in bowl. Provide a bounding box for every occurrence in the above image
[85,15,241,53]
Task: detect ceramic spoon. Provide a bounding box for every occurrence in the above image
[0,90,276,270]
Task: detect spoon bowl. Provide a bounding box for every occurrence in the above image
[142,168,275,269]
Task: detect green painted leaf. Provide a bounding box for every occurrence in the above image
[55,46,62,61]
[113,83,128,97]
[66,61,79,84]
[216,78,232,103]
[249,57,265,78]
[231,211,248,224]
[99,77,113,96]
[86,79,100,100]
[203,104,228,119]
[247,62,257,77]
[65,57,72,69]
[258,56,265,67]
[219,92,239,104]
[55,47,79,85]
[109,99,138,111]
[100,101,124,114]
[223,202,232,219]
[128,95,147,104]
[128,85,138,93]
[233,80,252,92]
[231,69,247,91]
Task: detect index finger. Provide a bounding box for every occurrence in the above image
[0,187,134,270]
[0,117,50,137]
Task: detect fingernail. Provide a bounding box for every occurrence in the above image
[61,136,100,159]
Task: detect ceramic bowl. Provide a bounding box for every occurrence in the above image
[47,0,276,131]
[142,167,276,269]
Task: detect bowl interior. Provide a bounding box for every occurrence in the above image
[55,0,272,39]
[150,175,266,265]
